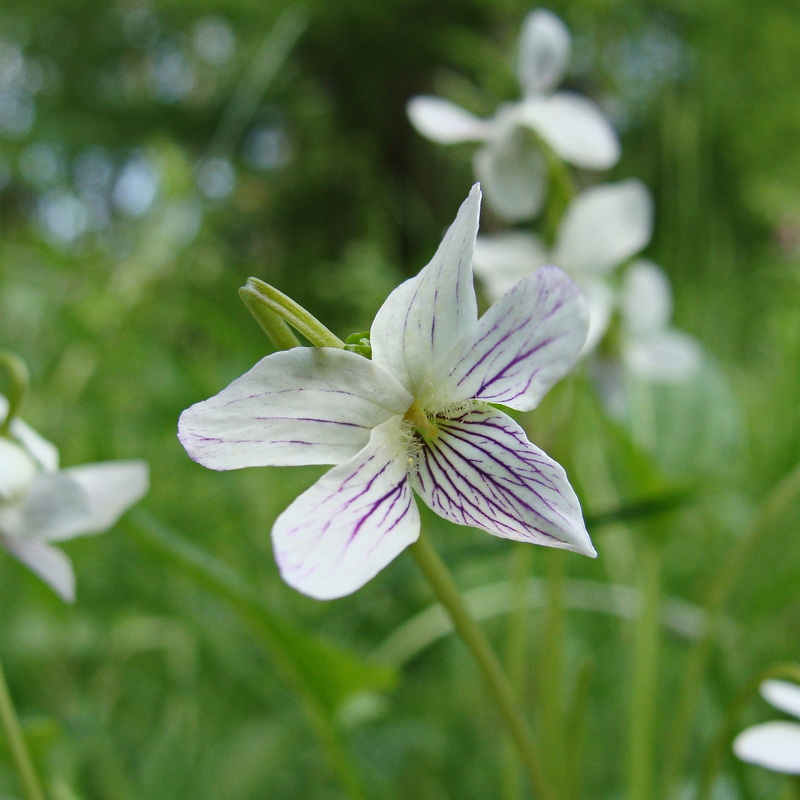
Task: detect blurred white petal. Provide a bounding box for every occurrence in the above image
[621,260,673,335]
[473,232,549,300]
[1,535,76,602]
[554,181,653,274]
[407,96,492,144]
[518,9,571,97]
[762,680,800,719]
[733,722,800,774]
[520,92,620,169]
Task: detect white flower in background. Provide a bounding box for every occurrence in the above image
[733,679,800,774]
[618,260,702,381]
[407,9,619,222]
[179,186,595,601]
[473,180,652,352]
[0,396,149,602]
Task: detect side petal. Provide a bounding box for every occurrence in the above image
[733,722,800,774]
[474,132,547,222]
[46,460,149,541]
[0,439,38,501]
[435,266,588,412]
[411,407,595,556]
[8,472,91,542]
[1,535,76,602]
[517,9,571,97]
[624,330,703,382]
[473,232,550,302]
[579,278,615,354]
[520,92,620,169]
[620,260,673,335]
[0,396,60,472]
[272,417,420,600]
[407,96,493,144]
[761,680,800,719]
[371,186,481,397]
[554,181,654,275]
[179,347,411,470]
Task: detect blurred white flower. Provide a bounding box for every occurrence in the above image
[473,180,652,352]
[618,260,702,382]
[733,679,800,775]
[0,396,148,601]
[407,9,619,221]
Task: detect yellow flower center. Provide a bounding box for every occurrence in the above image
[403,402,439,441]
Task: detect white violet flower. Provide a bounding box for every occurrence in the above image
[733,679,800,775]
[473,179,653,353]
[179,185,596,600]
[407,9,620,222]
[0,396,149,602]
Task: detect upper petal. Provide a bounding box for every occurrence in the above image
[407,96,493,144]
[554,181,654,275]
[179,347,411,470]
[272,417,420,600]
[519,92,620,169]
[411,407,594,555]
[517,9,571,97]
[762,680,800,719]
[1,535,76,602]
[371,186,481,397]
[620,260,673,335]
[473,232,550,302]
[45,460,149,541]
[733,722,800,774]
[433,266,588,412]
[473,132,547,222]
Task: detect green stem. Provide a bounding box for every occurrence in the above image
[239,285,302,350]
[539,550,567,796]
[409,532,557,800]
[627,544,661,800]
[0,655,47,800]
[241,278,345,349]
[661,460,800,799]
[695,663,800,800]
[501,544,534,800]
[0,352,29,436]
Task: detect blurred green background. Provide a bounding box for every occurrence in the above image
[1,0,799,798]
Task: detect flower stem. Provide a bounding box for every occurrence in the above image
[409,531,556,800]
[626,543,661,800]
[0,351,29,436]
[0,655,47,800]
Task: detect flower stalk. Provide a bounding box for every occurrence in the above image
[409,531,556,800]
[0,351,29,437]
[240,277,345,349]
[0,655,47,800]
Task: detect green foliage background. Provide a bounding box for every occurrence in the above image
[1,0,799,798]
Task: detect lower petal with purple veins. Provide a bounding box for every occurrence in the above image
[272,416,420,600]
[410,407,595,556]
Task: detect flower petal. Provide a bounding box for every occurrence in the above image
[580,278,615,354]
[371,186,481,396]
[434,266,588,411]
[272,417,419,600]
[624,331,703,382]
[474,132,547,222]
[1,535,76,602]
[0,438,37,501]
[733,722,800,774]
[0,395,59,472]
[472,232,549,301]
[553,181,653,275]
[407,96,493,144]
[761,680,800,719]
[517,9,571,97]
[520,92,620,169]
[411,407,595,556]
[46,460,149,541]
[179,347,411,470]
[621,260,673,335]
